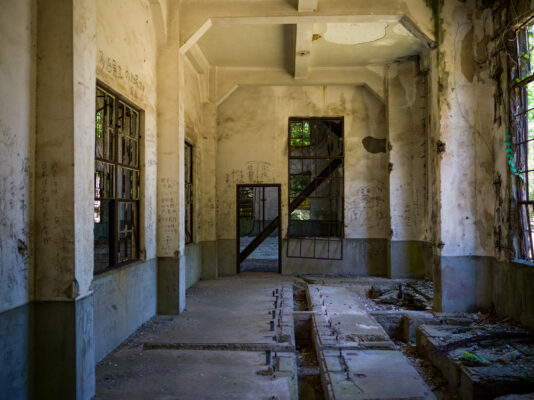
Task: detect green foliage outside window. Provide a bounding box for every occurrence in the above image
[290,121,311,147]
[96,111,103,139]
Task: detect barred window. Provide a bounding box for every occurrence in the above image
[287,117,344,260]
[511,23,534,261]
[94,84,140,274]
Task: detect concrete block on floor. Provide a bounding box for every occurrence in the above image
[416,324,534,400]
[402,312,438,343]
[318,349,435,400]
[307,285,392,349]
[372,310,474,344]
[416,325,463,389]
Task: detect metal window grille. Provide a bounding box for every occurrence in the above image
[94,84,140,274]
[511,23,534,262]
[287,117,344,260]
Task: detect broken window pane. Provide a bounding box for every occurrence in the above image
[118,202,137,263]
[95,161,114,199]
[94,199,112,273]
[96,89,115,161]
[117,167,139,200]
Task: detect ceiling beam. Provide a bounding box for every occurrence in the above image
[298,0,318,12]
[211,15,400,26]
[178,15,435,53]
[294,24,313,79]
[178,1,436,46]
[180,19,212,54]
[185,44,210,103]
[186,44,209,75]
[216,66,386,105]
[399,16,436,49]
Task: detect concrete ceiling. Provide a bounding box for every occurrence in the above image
[310,21,425,67]
[196,19,427,72]
[198,24,293,69]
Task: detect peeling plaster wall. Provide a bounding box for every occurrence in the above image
[216,85,388,275]
[0,0,35,314]
[388,60,431,277]
[433,0,512,312]
[388,60,428,242]
[439,1,495,259]
[483,0,534,329]
[427,48,441,283]
[94,0,158,351]
[405,0,534,323]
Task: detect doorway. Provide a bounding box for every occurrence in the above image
[236,184,281,273]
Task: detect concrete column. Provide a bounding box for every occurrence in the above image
[34,0,96,398]
[200,100,218,279]
[156,9,186,314]
[434,0,494,312]
[387,60,431,278]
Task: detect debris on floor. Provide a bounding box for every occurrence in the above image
[369,280,433,310]
[417,323,534,399]
[95,275,534,400]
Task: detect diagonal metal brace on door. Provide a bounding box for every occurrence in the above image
[238,158,342,264]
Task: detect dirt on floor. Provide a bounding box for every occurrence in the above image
[397,341,460,400]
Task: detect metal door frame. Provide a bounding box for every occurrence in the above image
[236,184,282,273]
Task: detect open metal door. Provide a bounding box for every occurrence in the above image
[236,184,281,273]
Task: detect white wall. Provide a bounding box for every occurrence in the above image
[96,0,158,261]
[388,60,429,242]
[216,85,389,243]
[0,0,35,313]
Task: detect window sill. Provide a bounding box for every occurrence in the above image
[511,258,534,267]
[93,258,146,279]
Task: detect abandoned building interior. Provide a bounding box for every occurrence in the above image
[3,0,534,399]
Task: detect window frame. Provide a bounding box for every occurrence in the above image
[94,81,142,275]
[287,117,344,260]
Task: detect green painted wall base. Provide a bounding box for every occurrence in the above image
[34,295,95,400]
[157,256,186,314]
[0,303,33,400]
[389,240,433,279]
[434,256,493,313]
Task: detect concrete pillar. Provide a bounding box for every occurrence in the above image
[434,0,494,312]
[34,0,96,398]
[200,100,218,279]
[387,60,431,278]
[156,9,186,314]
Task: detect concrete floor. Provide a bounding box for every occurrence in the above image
[95,275,437,400]
[240,236,279,272]
[239,236,279,259]
[96,274,298,400]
